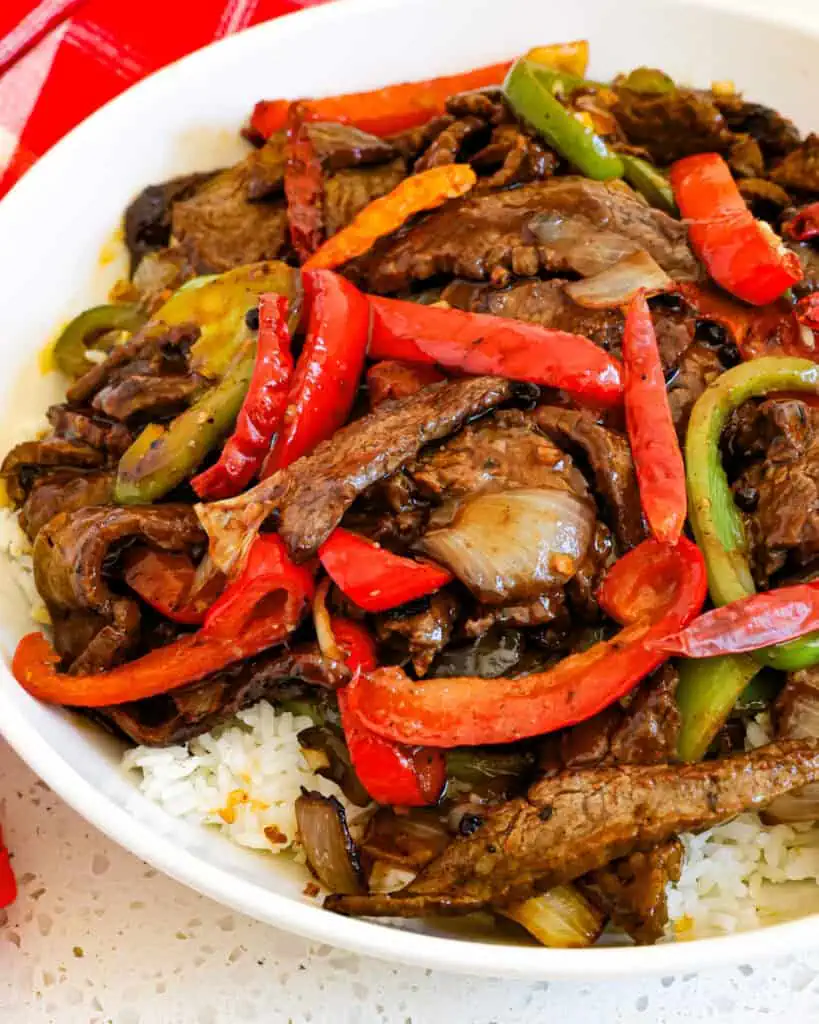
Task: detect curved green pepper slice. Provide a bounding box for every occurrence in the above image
[114,338,256,504]
[53,303,147,379]
[503,59,624,181]
[620,154,677,214]
[686,355,819,670]
[154,261,300,377]
[675,653,760,762]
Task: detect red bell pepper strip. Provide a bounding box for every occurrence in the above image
[345,537,707,747]
[284,103,325,262]
[204,534,315,638]
[13,536,314,707]
[623,291,686,545]
[366,360,445,409]
[652,581,819,658]
[0,826,16,909]
[368,295,624,407]
[192,294,294,499]
[330,618,446,806]
[122,547,222,625]
[247,60,513,141]
[782,202,819,242]
[303,165,476,271]
[319,528,453,613]
[670,153,802,306]
[261,270,369,475]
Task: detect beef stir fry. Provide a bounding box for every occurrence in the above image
[8,40,819,948]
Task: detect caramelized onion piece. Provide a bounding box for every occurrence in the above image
[417,488,594,604]
[295,791,365,894]
[501,886,607,947]
[565,251,672,310]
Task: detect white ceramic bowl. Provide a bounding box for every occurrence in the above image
[2,0,819,979]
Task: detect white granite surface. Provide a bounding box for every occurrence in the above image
[4,739,819,1023]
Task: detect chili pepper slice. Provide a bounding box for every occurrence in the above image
[623,291,686,545]
[0,826,15,910]
[261,271,370,475]
[346,538,706,747]
[670,153,802,305]
[204,534,315,638]
[782,201,819,242]
[654,582,819,658]
[319,528,453,613]
[303,165,476,271]
[503,59,624,180]
[122,547,222,625]
[686,355,819,670]
[285,102,325,262]
[247,60,513,141]
[369,295,624,407]
[330,618,446,806]
[192,294,294,500]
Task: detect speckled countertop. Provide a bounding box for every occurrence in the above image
[3,739,819,1023]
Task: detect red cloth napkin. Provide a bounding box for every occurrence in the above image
[0,0,330,198]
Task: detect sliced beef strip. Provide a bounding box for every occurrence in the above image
[243,132,288,200]
[713,95,801,161]
[323,159,407,238]
[1,439,105,504]
[124,171,217,273]
[375,592,460,676]
[306,122,396,171]
[341,470,430,550]
[34,505,205,675]
[414,116,487,172]
[531,406,645,550]
[764,666,819,823]
[445,89,508,123]
[770,134,819,193]
[408,408,590,503]
[612,86,734,164]
[170,152,289,273]
[46,406,133,457]
[388,115,455,160]
[327,740,819,916]
[442,278,694,373]
[666,342,725,436]
[348,177,698,294]
[471,124,557,190]
[67,322,200,406]
[98,643,348,747]
[92,373,204,422]
[731,400,819,583]
[462,590,568,639]
[578,842,684,945]
[198,376,515,570]
[20,471,114,541]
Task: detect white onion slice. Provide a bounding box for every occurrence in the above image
[417,487,594,604]
[565,250,672,309]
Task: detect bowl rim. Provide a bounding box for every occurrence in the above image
[2,0,819,979]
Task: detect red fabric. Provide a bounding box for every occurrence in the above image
[0,0,330,198]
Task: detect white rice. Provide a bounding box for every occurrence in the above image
[123,702,361,855]
[3,422,819,936]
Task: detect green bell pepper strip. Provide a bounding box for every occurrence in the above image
[153,261,299,378]
[619,67,675,95]
[503,59,624,181]
[53,303,147,379]
[675,653,760,762]
[686,355,819,670]
[621,154,677,214]
[114,338,256,504]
